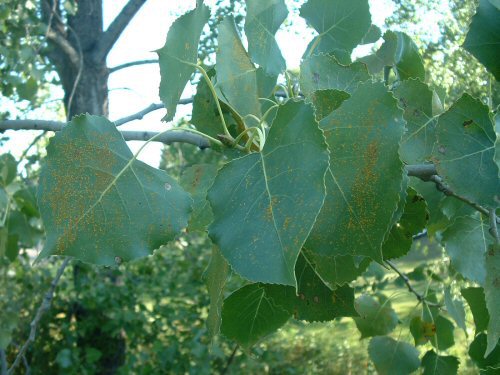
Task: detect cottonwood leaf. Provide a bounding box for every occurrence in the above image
[245,0,287,76]
[306,81,405,262]
[393,79,437,164]
[431,315,455,351]
[444,287,467,334]
[216,16,261,124]
[300,0,371,61]
[265,254,357,322]
[221,283,290,347]
[300,54,370,99]
[37,115,191,265]
[464,0,500,80]
[360,24,381,44]
[469,333,500,370]
[485,244,500,356]
[0,153,17,187]
[353,294,398,338]
[205,246,229,338]
[308,89,350,121]
[368,336,420,375]
[421,350,459,375]
[441,214,491,285]
[208,100,329,286]
[158,4,210,121]
[461,287,489,333]
[410,316,436,346]
[432,94,499,208]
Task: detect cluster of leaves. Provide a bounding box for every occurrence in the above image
[1,0,499,373]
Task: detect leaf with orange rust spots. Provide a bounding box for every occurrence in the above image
[37,115,191,265]
[306,81,405,262]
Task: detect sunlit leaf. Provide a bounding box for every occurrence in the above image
[353,294,398,338]
[368,336,420,375]
[444,287,467,334]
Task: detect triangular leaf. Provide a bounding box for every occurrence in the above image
[208,100,329,286]
[158,4,210,121]
[461,287,489,333]
[368,336,420,375]
[245,0,288,76]
[469,333,500,370]
[306,81,405,262]
[38,115,191,265]
[421,350,459,375]
[430,315,455,351]
[353,294,399,338]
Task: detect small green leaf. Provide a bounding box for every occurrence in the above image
[368,336,420,375]
[13,187,39,218]
[300,0,371,60]
[432,94,499,208]
[421,350,459,375]
[265,254,357,322]
[441,214,491,285]
[0,153,17,187]
[216,16,261,123]
[306,81,405,262]
[392,79,437,164]
[300,54,370,99]
[353,294,398,338]
[221,283,290,347]
[382,188,428,260]
[157,4,210,121]
[461,286,489,333]
[410,316,435,346]
[485,244,500,356]
[205,246,229,338]
[360,24,382,44]
[37,115,191,265]
[431,315,455,351]
[180,164,218,232]
[469,333,500,370]
[444,287,467,334]
[464,0,500,80]
[245,0,288,76]
[208,100,329,286]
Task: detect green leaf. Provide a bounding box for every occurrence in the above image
[37,115,191,265]
[300,0,371,60]
[353,294,398,338]
[265,254,357,322]
[432,94,499,208]
[485,244,500,356]
[208,100,329,286]
[431,315,455,351]
[180,164,217,232]
[216,16,261,123]
[360,24,382,45]
[0,153,17,187]
[306,81,405,262]
[13,187,39,218]
[157,4,210,121]
[8,210,41,248]
[368,336,420,375]
[205,246,229,338]
[410,316,436,346]
[392,79,437,164]
[245,0,288,76]
[307,89,350,121]
[469,332,500,371]
[382,188,428,260]
[464,0,500,81]
[461,287,489,333]
[359,31,425,81]
[300,54,370,99]
[302,250,371,287]
[421,350,459,375]
[444,287,467,334]
[441,214,491,285]
[220,283,290,347]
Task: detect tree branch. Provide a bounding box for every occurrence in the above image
[0,120,210,149]
[405,164,437,181]
[114,98,192,126]
[46,28,80,67]
[109,59,159,73]
[92,0,148,63]
[7,259,70,375]
[385,260,442,308]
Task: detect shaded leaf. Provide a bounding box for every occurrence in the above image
[205,246,229,338]
[464,0,500,80]
[432,94,499,208]
[368,336,420,375]
[485,243,500,356]
[308,89,350,121]
[300,0,371,61]
[0,153,17,187]
[444,287,467,334]
[306,81,405,262]
[431,315,455,351]
[410,316,436,346]
[353,294,398,338]
[37,115,191,265]
[158,4,210,121]
[245,0,287,76]
[421,350,459,375]
[13,186,39,218]
[469,333,500,371]
[461,286,489,333]
[221,283,290,347]
[208,100,329,286]
[442,214,491,285]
